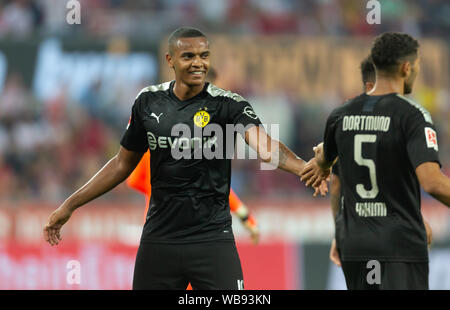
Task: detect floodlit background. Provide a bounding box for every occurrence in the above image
[0,0,449,289]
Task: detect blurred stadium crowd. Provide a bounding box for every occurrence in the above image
[0,0,449,203]
[0,0,449,38]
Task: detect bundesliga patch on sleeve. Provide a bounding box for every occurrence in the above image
[425,127,438,151]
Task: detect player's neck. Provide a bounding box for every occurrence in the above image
[367,75,405,96]
[172,80,206,101]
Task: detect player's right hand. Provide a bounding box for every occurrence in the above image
[329,238,341,267]
[43,205,73,246]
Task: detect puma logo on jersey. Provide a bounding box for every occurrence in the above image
[150,112,163,123]
[243,106,258,120]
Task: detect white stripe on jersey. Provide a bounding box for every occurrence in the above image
[396,94,433,124]
[135,81,171,99]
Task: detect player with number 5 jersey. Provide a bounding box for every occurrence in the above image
[301,32,450,290]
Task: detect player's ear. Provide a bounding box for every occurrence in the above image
[166,53,174,69]
[400,61,411,77]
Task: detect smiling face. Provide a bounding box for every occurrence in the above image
[166,37,210,88]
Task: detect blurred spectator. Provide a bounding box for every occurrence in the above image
[0,72,31,118]
[0,0,43,37]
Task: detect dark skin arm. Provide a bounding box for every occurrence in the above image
[43,146,144,246]
[245,126,306,176]
[244,127,328,195]
[244,126,328,196]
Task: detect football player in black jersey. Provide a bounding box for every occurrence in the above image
[302,32,450,289]
[43,27,325,290]
[329,57,433,268]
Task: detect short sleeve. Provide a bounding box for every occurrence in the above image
[120,99,148,153]
[323,109,341,163]
[228,100,262,129]
[404,109,441,169]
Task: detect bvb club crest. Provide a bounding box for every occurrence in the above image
[193,108,211,128]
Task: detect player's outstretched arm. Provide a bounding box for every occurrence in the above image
[416,162,450,208]
[43,146,144,246]
[244,125,306,177]
[244,127,328,196]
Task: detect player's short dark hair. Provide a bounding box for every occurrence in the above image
[360,57,375,84]
[168,27,207,55]
[370,32,419,74]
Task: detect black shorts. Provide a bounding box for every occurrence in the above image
[341,260,429,290]
[132,240,244,290]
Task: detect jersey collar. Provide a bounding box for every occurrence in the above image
[169,81,209,105]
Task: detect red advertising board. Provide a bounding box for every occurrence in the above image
[0,201,448,289]
[0,241,297,290]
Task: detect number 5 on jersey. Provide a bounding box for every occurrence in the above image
[354,134,379,199]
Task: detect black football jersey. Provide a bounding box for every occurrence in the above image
[324,93,441,262]
[121,81,262,244]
